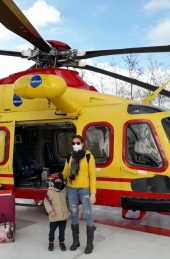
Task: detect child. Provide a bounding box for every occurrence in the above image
[44,172,69,251]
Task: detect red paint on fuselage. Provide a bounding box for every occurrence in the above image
[0,67,97,92]
[46,40,71,50]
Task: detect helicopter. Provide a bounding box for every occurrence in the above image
[1,0,170,219]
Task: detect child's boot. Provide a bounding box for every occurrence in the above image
[48,242,54,251]
[60,242,66,251]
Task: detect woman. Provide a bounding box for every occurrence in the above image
[62,135,96,254]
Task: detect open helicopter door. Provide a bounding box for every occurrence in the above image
[0,121,15,191]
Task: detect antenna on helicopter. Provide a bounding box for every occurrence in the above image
[142,80,170,104]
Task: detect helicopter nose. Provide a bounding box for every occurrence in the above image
[13,74,67,99]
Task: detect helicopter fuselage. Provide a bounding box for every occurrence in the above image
[0,68,170,215]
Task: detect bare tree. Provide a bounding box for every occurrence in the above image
[122,54,144,100]
[74,54,170,107]
[109,58,129,97]
[146,55,170,106]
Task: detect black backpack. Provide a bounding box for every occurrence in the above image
[67,153,90,164]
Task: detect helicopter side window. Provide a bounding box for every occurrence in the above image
[85,125,110,164]
[126,123,163,168]
[56,131,76,157]
[0,130,8,163]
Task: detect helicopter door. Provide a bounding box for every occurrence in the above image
[121,120,164,193]
[0,121,15,190]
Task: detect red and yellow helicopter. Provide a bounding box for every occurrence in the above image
[1,0,170,219]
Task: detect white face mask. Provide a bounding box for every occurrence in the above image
[73,144,83,152]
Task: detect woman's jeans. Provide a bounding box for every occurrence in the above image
[49,220,67,243]
[67,187,94,227]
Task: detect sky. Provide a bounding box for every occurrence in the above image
[0,0,170,93]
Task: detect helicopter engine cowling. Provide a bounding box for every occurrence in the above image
[13,74,67,99]
[13,73,85,116]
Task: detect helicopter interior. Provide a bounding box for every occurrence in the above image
[13,122,76,188]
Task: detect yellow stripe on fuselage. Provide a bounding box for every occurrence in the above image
[0,178,14,185]
[97,181,121,190]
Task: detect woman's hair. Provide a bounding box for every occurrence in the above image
[72,135,84,143]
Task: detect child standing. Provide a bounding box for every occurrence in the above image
[44,172,69,251]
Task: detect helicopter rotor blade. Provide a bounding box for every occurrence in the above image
[76,45,170,59]
[0,49,24,58]
[0,0,51,53]
[75,64,170,98]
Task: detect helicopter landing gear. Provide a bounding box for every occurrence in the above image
[122,208,146,220]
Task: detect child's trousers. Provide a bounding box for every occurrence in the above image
[49,220,67,243]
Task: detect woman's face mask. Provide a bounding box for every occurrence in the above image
[72,139,83,152]
[72,144,83,152]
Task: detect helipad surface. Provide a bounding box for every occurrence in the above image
[1,201,170,259]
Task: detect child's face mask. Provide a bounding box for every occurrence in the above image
[73,144,83,152]
[53,181,62,189]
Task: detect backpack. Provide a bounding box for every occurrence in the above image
[67,153,90,164]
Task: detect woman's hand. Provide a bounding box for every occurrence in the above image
[49,211,56,217]
[90,194,96,204]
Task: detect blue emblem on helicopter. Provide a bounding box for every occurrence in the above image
[13,94,22,107]
[30,75,42,88]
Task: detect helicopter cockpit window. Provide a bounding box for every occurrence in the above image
[126,123,163,168]
[161,117,170,142]
[85,125,110,164]
[127,104,166,114]
[0,130,8,163]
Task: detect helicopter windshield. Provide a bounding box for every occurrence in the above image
[127,104,167,114]
[161,117,170,142]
